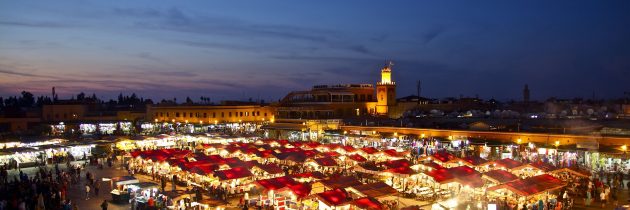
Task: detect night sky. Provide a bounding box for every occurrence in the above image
[1,1,629,102]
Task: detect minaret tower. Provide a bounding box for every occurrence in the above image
[523,84,530,103]
[376,62,397,115]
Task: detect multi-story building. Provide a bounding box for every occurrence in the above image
[148,103,275,124]
[276,64,399,119]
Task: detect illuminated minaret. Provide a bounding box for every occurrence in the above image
[376,62,396,115]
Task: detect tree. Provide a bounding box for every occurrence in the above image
[186,97,193,104]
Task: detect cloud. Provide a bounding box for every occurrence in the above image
[0,20,75,28]
[423,26,445,44]
[113,7,376,55]
[0,68,59,79]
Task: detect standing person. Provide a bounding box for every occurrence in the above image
[600,190,606,208]
[94,180,100,196]
[85,184,91,200]
[101,200,108,210]
[172,175,177,192]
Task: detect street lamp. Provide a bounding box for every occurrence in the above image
[517,138,522,144]
[622,145,627,152]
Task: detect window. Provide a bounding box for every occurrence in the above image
[176,112,180,117]
[203,113,207,118]
[166,113,170,117]
[229,112,232,117]
[221,112,224,117]
[264,113,267,117]
[257,111,260,116]
[240,112,243,117]
[213,112,216,118]
[189,113,193,117]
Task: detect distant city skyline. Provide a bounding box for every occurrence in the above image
[1,1,629,101]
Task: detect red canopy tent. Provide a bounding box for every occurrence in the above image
[494,158,524,170]
[317,189,351,207]
[347,154,368,162]
[305,142,322,149]
[320,176,362,189]
[381,159,411,169]
[350,182,398,198]
[320,151,341,157]
[341,145,356,153]
[254,150,274,158]
[430,151,460,164]
[213,167,253,181]
[255,163,284,174]
[382,167,417,177]
[290,171,326,180]
[483,169,519,184]
[527,161,558,172]
[423,168,455,184]
[488,174,566,197]
[255,176,298,191]
[351,197,383,210]
[360,147,379,155]
[381,149,404,158]
[421,161,446,170]
[286,183,313,199]
[314,157,339,167]
[189,165,219,176]
[461,156,490,166]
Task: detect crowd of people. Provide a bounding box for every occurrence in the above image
[0,161,108,210]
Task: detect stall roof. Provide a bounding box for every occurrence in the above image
[488,174,566,197]
[455,173,484,188]
[483,170,519,184]
[430,152,459,164]
[254,150,275,158]
[320,151,341,157]
[494,158,523,170]
[255,163,284,174]
[320,176,362,189]
[129,182,159,190]
[448,166,480,178]
[317,188,351,207]
[351,197,383,210]
[423,168,454,184]
[421,161,446,170]
[341,145,356,153]
[527,161,558,172]
[461,156,490,166]
[381,149,404,158]
[360,147,379,154]
[190,165,220,175]
[314,157,338,167]
[255,176,298,191]
[287,183,312,199]
[347,154,368,162]
[290,171,326,180]
[305,142,322,149]
[381,159,411,169]
[382,167,417,176]
[350,182,398,198]
[213,167,253,180]
[551,167,591,177]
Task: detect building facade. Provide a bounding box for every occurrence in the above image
[148,104,275,124]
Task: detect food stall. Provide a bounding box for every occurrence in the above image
[109,176,140,203]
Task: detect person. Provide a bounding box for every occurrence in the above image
[586,190,592,206]
[85,184,91,200]
[600,190,606,208]
[95,180,100,196]
[101,200,108,210]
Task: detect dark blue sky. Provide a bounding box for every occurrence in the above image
[1,1,629,102]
